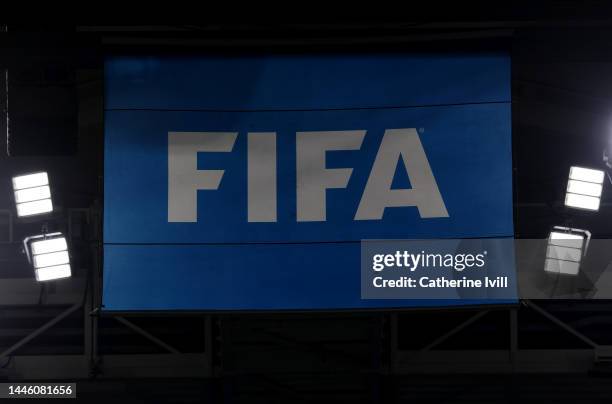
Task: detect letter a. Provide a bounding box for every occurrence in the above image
[355,128,448,220]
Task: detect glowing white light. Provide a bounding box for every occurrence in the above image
[14,185,51,204]
[544,259,580,276]
[545,228,589,276]
[12,172,48,190]
[16,199,53,217]
[569,166,605,183]
[566,180,602,197]
[33,251,69,268]
[25,233,71,282]
[549,231,584,248]
[564,193,601,211]
[31,237,68,255]
[35,265,71,282]
[564,166,604,211]
[12,172,53,217]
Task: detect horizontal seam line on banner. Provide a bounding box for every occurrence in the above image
[103,237,514,246]
[103,100,510,113]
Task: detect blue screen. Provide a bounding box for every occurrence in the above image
[103,53,514,311]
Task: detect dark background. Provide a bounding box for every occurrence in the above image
[4,8,612,403]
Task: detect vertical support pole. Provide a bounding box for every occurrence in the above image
[220,316,234,404]
[83,268,92,377]
[369,314,383,404]
[89,203,102,376]
[66,209,90,377]
[91,295,99,372]
[389,313,398,374]
[204,315,213,374]
[91,241,100,372]
[388,313,399,404]
[205,315,213,402]
[510,308,518,371]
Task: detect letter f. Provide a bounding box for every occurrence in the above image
[168,132,237,222]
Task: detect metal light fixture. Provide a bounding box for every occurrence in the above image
[544,226,591,276]
[23,232,71,282]
[12,172,53,217]
[564,166,604,211]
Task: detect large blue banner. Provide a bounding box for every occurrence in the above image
[103,53,514,311]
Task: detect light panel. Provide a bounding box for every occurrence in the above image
[12,172,53,217]
[25,233,71,282]
[35,265,71,282]
[31,237,68,255]
[566,179,602,197]
[545,227,589,276]
[14,185,51,204]
[549,231,584,248]
[12,172,48,190]
[569,166,605,183]
[564,193,601,211]
[33,251,70,268]
[16,199,53,217]
[564,166,604,211]
[544,258,580,276]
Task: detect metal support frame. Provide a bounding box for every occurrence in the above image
[421,310,490,351]
[524,300,598,348]
[0,207,214,380]
[0,300,83,361]
[114,317,180,354]
[393,301,606,373]
[0,308,213,380]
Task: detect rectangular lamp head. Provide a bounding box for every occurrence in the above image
[564,166,604,211]
[12,172,53,217]
[25,233,71,282]
[544,226,590,276]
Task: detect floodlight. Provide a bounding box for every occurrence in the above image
[564,166,604,211]
[544,226,591,276]
[23,233,71,282]
[12,172,53,217]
